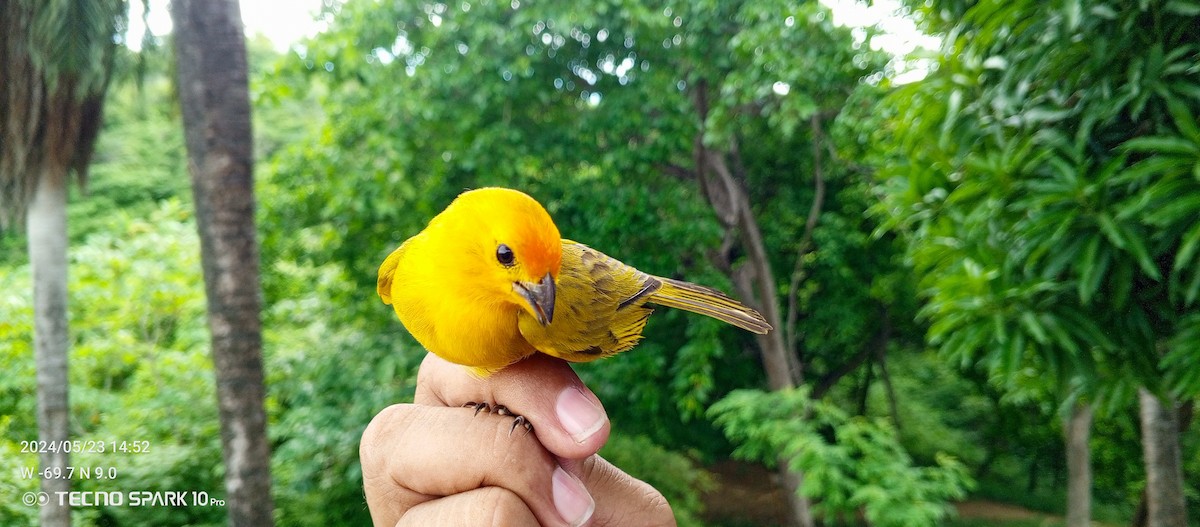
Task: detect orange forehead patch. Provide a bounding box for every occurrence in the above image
[509,195,562,276]
[454,187,563,276]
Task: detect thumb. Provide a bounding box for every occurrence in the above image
[561,454,676,527]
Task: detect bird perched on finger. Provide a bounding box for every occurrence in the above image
[377,187,771,375]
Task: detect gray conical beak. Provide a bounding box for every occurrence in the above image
[515,272,556,326]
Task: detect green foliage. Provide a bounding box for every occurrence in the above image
[0,417,39,526]
[264,254,421,525]
[710,387,973,527]
[76,60,190,229]
[251,0,936,523]
[15,0,1200,525]
[861,351,991,468]
[0,200,225,526]
[873,0,1200,406]
[1,194,416,525]
[872,0,1200,517]
[27,0,125,97]
[70,204,222,527]
[0,266,37,435]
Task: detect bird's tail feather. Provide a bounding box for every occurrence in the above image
[649,278,772,334]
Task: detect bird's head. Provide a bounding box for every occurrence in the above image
[437,187,562,325]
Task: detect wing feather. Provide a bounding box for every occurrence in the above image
[519,242,657,360]
[518,240,771,362]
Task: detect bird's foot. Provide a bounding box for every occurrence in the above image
[462,401,534,435]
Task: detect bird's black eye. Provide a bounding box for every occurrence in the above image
[496,244,515,266]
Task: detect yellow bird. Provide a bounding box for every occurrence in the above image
[377,187,771,374]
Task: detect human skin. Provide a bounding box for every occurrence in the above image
[361,353,676,526]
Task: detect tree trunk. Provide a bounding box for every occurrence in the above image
[689,139,811,527]
[170,1,274,525]
[5,4,119,526]
[28,168,70,527]
[1137,388,1187,527]
[695,150,813,527]
[1065,402,1092,527]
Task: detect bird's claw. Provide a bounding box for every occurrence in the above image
[462,401,534,435]
[509,415,532,436]
[464,401,491,416]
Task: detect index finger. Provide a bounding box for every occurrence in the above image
[414,353,611,461]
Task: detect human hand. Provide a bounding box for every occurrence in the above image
[361,353,676,526]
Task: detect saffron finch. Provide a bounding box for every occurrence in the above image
[378,187,771,374]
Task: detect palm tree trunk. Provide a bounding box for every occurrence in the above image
[28,168,71,527]
[1065,402,1092,527]
[171,0,274,525]
[1137,388,1187,527]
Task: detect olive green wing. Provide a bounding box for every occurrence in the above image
[519,241,660,362]
[648,278,771,333]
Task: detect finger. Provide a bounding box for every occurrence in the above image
[564,455,676,527]
[360,403,594,527]
[396,487,538,527]
[415,353,610,460]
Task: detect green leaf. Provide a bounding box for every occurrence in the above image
[1174,221,1200,273]
[1186,263,1200,305]
[1095,213,1126,249]
[1174,81,1200,103]
[1019,311,1049,344]
[1090,4,1118,18]
[1042,235,1085,278]
[1112,260,1134,309]
[1143,194,1200,226]
[1114,154,1188,185]
[1041,314,1080,355]
[1166,97,1200,143]
[1165,0,1200,15]
[1077,236,1109,304]
[1121,225,1161,280]
[993,312,1008,345]
[1121,136,1199,156]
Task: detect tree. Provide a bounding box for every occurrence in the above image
[170,0,274,524]
[0,1,124,525]
[1138,388,1188,527]
[1065,401,1093,527]
[263,1,943,525]
[874,1,1200,525]
[662,4,894,520]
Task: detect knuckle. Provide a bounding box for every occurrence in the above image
[360,404,425,474]
[481,488,533,526]
[639,487,676,526]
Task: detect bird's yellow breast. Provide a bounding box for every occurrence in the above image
[383,235,538,371]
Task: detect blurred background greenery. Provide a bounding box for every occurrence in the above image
[2,0,1198,526]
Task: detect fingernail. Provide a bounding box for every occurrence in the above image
[556,387,606,443]
[552,466,595,527]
